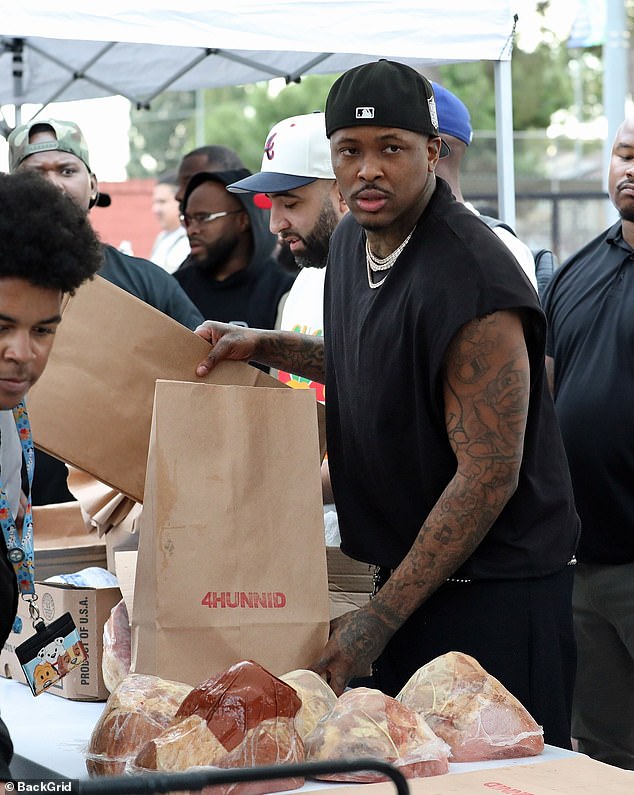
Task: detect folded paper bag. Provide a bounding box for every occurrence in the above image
[26,276,325,503]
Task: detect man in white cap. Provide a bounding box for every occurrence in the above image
[228,112,348,401]
[228,112,348,502]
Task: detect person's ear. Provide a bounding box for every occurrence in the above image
[337,189,348,216]
[427,137,443,171]
[330,181,348,217]
[88,172,99,209]
[237,209,250,233]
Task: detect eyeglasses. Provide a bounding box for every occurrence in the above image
[179,209,243,228]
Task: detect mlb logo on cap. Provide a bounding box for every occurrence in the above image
[356,107,375,119]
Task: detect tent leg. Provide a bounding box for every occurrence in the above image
[494,59,516,229]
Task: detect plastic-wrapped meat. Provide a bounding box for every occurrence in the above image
[101,598,131,694]
[135,660,305,795]
[85,673,193,775]
[133,714,227,771]
[279,669,337,739]
[397,651,545,762]
[303,686,450,781]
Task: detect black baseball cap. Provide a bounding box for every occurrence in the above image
[325,59,449,157]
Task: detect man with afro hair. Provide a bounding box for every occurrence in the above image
[0,169,102,781]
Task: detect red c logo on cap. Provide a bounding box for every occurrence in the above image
[264,132,277,161]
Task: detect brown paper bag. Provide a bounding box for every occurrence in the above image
[66,468,139,537]
[131,380,330,685]
[26,275,326,503]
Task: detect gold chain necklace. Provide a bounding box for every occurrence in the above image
[366,227,415,289]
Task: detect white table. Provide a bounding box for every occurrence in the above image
[1,677,104,778]
[0,676,578,783]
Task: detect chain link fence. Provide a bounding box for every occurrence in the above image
[462,130,612,264]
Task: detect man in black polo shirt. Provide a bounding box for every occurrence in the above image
[543,116,634,770]
[194,60,580,749]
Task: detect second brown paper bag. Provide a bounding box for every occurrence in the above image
[26,276,325,503]
[131,379,330,685]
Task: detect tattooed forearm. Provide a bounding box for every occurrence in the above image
[256,331,325,382]
[374,468,506,629]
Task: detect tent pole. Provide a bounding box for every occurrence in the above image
[494,59,516,228]
[602,0,628,225]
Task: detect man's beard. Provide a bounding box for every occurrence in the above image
[292,201,340,269]
[618,205,634,223]
[194,235,241,277]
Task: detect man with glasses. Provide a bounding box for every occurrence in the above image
[175,170,295,329]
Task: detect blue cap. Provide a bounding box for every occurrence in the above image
[431,82,473,146]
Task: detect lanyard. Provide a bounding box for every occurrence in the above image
[0,402,35,631]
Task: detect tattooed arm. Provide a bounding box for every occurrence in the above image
[195,320,325,382]
[311,309,530,694]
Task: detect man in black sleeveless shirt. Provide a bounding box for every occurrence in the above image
[193,61,580,748]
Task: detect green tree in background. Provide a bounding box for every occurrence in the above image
[438,39,576,133]
[128,74,336,177]
[437,39,581,179]
[128,91,196,178]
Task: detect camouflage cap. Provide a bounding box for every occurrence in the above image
[8,119,91,173]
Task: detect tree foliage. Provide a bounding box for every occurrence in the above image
[128,74,337,177]
[438,40,577,132]
[128,91,196,178]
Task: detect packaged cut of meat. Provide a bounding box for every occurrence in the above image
[85,672,192,776]
[102,598,131,694]
[303,686,450,782]
[279,669,337,739]
[397,651,545,762]
[134,714,227,771]
[136,660,305,795]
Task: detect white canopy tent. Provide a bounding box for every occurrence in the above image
[0,0,518,221]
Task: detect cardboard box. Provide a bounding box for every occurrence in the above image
[32,502,107,580]
[326,546,374,593]
[302,754,634,794]
[329,590,371,620]
[0,580,121,701]
[326,547,374,620]
[105,521,139,574]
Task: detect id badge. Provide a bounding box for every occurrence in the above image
[15,612,88,696]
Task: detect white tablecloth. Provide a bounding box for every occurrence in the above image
[1,677,104,778]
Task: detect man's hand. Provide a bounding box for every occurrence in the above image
[309,604,394,695]
[195,321,260,376]
[195,322,326,383]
